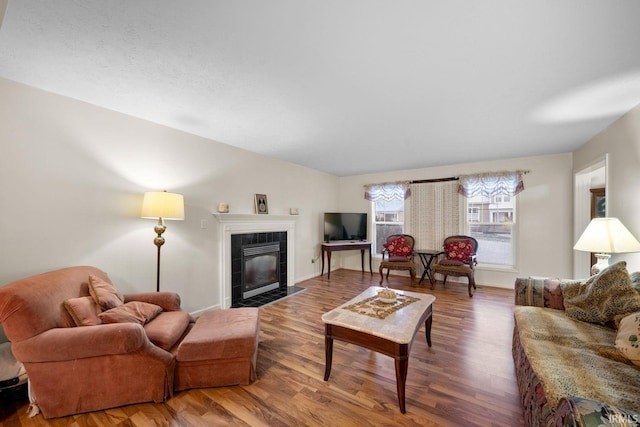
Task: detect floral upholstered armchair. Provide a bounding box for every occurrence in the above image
[430,235,478,297]
[379,234,416,286]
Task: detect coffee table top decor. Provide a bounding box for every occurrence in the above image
[343,293,421,320]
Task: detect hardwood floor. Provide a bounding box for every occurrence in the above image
[0,270,524,426]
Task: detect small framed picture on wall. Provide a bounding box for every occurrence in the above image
[254,194,268,214]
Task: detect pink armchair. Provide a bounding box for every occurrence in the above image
[0,266,193,418]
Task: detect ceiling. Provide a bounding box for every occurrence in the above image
[2,1,640,177]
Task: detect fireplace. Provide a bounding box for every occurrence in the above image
[231,231,287,305]
[213,213,297,309]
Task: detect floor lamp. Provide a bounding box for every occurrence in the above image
[141,191,185,292]
[574,217,640,275]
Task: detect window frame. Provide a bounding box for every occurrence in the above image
[370,197,407,255]
[463,194,518,271]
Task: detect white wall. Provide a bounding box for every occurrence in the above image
[0,78,338,313]
[8,74,634,304]
[573,104,640,273]
[337,153,575,288]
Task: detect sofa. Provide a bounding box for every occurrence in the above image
[0,266,260,419]
[513,261,640,426]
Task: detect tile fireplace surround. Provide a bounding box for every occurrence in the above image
[212,214,297,309]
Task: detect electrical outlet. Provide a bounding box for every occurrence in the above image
[200,219,207,229]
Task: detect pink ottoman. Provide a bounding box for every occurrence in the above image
[174,307,260,391]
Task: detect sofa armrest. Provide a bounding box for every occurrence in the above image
[555,396,640,426]
[124,291,182,311]
[514,277,565,309]
[11,322,149,363]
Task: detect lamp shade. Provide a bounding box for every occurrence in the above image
[141,191,185,220]
[574,217,640,253]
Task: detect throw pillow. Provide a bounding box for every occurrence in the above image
[63,296,102,326]
[561,261,640,324]
[544,279,565,311]
[444,239,475,262]
[631,271,640,293]
[88,274,124,310]
[98,301,163,325]
[615,311,640,367]
[384,236,413,257]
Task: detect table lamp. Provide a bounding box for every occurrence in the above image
[573,217,640,275]
[141,191,185,291]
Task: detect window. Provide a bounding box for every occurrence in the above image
[465,194,516,267]
[364,181,410,254]
[373,198,405,254]
[468,207,479,222]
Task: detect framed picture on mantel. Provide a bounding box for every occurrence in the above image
[254,194,269,214]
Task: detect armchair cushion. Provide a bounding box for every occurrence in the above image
[144,311,192,351]
[63,296,102,327]
[98,301,163,326]
[444,239,475,262]
[88,275,124,310]
[383,236,413,257]
[438,258,465,266]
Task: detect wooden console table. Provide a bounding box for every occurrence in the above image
[321,241,372,279]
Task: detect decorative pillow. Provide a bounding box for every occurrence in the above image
[615,311,640,367]
[63,296,102,326]
[98,301,163,325]
[383,236,413,257]
[631,271,640,293]
[544,279,565,311]
[444,239,475,262]
[561,261,640,324]
[88,274,124,310]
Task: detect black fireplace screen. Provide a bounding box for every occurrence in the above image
[242,243,280,299]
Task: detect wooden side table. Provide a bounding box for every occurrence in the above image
[321,241,372,279]
[415,249,440,285]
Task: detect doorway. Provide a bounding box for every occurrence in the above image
[573,155,607,278]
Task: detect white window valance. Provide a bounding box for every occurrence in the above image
[457,171,526,198]
[364,181,411,201]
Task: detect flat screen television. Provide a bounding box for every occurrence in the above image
[323,212,368,242]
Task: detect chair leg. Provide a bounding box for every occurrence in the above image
[428,272,436,290]
[379,266,385,285]
[442,275,448,286]
[468,273,476,297]
[409,267,416,285]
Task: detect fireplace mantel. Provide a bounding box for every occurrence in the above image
[212,213,298,224]
[213,213,297,308]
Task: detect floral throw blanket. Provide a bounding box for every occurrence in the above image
[514,306,640,413]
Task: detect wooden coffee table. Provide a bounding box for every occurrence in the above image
[321,287,435,413]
